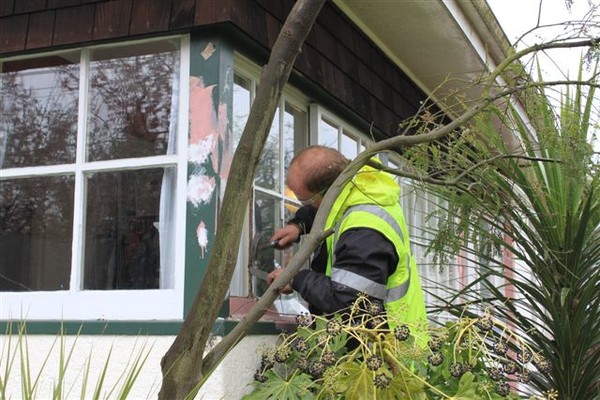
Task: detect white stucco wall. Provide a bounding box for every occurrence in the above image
[0,334,277,399]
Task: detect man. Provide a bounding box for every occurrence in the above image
[267,145,428,341]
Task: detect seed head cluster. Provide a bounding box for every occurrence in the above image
[373,373,392,389]
[475,315,493,331]
[428,337,443,352]
[393,325,410,341]
[295,312,312,327]
[427,352,444,366]
[449,362,465,378]
[366,354,383,371]
[492,340,508,356]
[326,319,342,336]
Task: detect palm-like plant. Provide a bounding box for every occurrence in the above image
[423,65,600,399]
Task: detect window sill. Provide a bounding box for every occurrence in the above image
[224,296,299,333]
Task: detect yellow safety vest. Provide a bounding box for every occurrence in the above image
[323,164,429,346]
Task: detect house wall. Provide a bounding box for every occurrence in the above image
[0,334,276,399]
[0,0,427,137]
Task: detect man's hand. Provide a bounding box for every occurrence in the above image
[267,268,293,294]
[269,223,301,249]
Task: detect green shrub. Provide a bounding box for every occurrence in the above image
[244,296,557,399]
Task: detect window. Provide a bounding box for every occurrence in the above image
[310,105,367,160]
[231,59,308,299]
[0,37,189,320]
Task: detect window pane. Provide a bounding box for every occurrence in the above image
[283,102,306,176]
[341,132,358,159]
[87,41,180,161]
[83,168,168,290]
[318,118,338,148]
[0,54,80,168]
[233,75,251,151]
[0,176,74,291]
[252,192,281,296]
[256,108,280,191]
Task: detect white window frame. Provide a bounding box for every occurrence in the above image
[0,36,190,321]
[230,54,309,297]
[309,104,368,157]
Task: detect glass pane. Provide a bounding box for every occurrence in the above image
[252,192,281,296]
[341,132,358,159]
[233,74,251,151]
[318,118,338,148]
[256,108,280,191]
[283,102,306,176]
[83,168,169,290]
[0,54,80,168]
[87,40,180,161]
[281,200,300,267]
[0,175,74,291]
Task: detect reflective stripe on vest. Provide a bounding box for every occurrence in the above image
[329,204,411,303]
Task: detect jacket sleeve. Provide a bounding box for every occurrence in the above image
[291,227,398,315]
[287,205,317,236]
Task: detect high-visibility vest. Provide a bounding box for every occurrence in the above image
[323,174,429,347]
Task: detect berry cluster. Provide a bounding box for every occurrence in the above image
[373,373,391,389]
[321,349,337,366]
[449,362,466,378]
[326,319,342,336]
[427,352,444,366]
[475,315,493,331]
[366,354,383,371]
[393,324,410,341]
[428,337,443,352]
[295,312,312,327]
[309,360,327,378]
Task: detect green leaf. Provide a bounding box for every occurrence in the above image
[242,370,314,400]
[335,362,374,400]
[379,372,426,400]
[451,372,479,399]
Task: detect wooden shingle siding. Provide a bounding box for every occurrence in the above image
[0,0,427,138]
[170,0,195,30]
[0,14,28,53]
[53,4,94,46]
[194,0,230,26]
[14,0,47,14]
[27,10,55,49]
[0,1,15,17]
[130,0,170,35]
[47,0,81,8]
[93,0,132,40]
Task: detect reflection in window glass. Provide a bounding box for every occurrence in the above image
[318,118,338,148]
[0,176,74,291]
[83,168,171,290]
[256,109,280,191]
[87,41,180,161]
[0,55,80,168]
[252,191,280,296]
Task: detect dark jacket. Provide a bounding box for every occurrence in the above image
[289,205,397,315]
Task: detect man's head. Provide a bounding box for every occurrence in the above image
[287,145,350,208]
